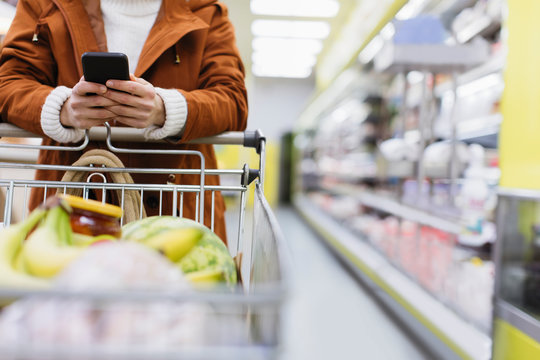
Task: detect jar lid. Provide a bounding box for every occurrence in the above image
[59,194,123,218]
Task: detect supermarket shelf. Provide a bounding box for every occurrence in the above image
[375,42,490,74]
[377,159,415,178]
[294,194,492,360]
[320,184,462,234]
[435,55,505,96]
[455,16,501,44]
[457,113,502,148]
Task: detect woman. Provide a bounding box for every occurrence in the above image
[0,0,248,243]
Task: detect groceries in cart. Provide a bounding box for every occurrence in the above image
[0,194,248,350]
[0,194,237,289]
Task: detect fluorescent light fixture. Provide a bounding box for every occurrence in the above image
[251,19,331,39]
[252,52,317,68]
[250,0,340,18]
[395,0,429,20]
[252,37,323,55]
[358,35,384,64]
[380,23,396,40]
[252,63,313,78]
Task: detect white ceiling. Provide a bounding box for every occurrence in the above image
[222,0,352,80]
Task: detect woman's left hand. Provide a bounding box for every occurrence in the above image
[102,75,165,128]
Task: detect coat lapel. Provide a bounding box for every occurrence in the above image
[135,0,210,76]
[51,0,102,77]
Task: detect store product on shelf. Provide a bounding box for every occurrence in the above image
[401,179,430,208]
[444,252,494,330]
[382,216,400,261]
[456,144,498,247]
[394,15,447,45]
[378,138,419,162]
[423,140,469,177]
[417,227,454,294]
[399,220,419,275]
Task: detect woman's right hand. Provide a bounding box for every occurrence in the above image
[60,78,119,129]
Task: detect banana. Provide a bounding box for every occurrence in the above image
[72,233,116,247]
[185,268,225,284]
[22,204,84,278]
[144,227,204,263]
[0,208,49,288]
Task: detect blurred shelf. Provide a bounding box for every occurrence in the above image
[457,113,502,148]
[377,159,416,178]
[375,42,490,74]
[294,194,492,360]
[455,15,501,44]
[318,183,462,234]
[435,54,505,96]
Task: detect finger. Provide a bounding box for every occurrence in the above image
[112,116,147,129]
[84,107,117,119]
[106,79,144,97]
[69,94,118,111]
[106,104,143,118]
[70,101,116,117]
[89,96,119,108]
[101,89,140,107]
[133,75,151,86]
[73,81,107,96]
[71,117,112,130]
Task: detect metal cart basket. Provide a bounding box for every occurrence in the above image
[0,123,289,360]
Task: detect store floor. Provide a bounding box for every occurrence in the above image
[274,206,430,360]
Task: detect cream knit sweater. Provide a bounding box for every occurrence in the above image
[41,0,187,143]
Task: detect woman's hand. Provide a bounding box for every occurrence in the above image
[60,78,118,129]
[101,75,165,128]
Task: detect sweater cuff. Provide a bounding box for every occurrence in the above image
[40,86,85,143]
[144,88,188,140]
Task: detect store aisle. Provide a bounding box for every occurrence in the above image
[275,206,430,360]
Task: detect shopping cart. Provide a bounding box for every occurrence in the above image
[0,123,289,360]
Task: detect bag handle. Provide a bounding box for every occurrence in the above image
[58,149,147,223]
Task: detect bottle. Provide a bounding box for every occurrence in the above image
[457,144,496,247]
[58,194,123,238]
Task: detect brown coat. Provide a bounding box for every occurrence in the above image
[0,0,248,243]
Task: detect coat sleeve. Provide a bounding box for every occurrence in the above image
[177,3,248,142]
[0,0,58,136]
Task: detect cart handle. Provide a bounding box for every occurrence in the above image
[0,123,265,150]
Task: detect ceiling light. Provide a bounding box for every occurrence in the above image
[251,19,331,39]
[395,0,429,20]
[252,51,317,68]
[252,63,313,79]
[252,37,323,55]
[358,35,384,64]
[380,23,396,40]
[250,0,340,18]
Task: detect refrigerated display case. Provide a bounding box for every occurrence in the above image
[292,0,505,358]
[493,190,540,359]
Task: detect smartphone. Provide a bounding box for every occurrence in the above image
[82,52,130,85]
